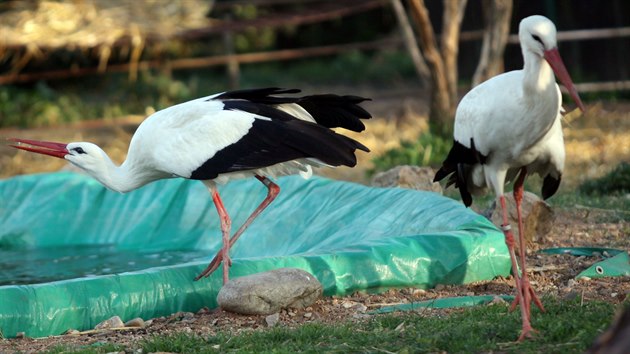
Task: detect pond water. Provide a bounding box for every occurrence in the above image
[0,245,209,286]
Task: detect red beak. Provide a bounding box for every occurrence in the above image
[7,138,69,159]
[544,47,586,113]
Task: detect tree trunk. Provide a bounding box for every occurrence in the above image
[390,0,431,87]
[472,0,513,86]
[406,0,452,134]
[441,0,468,107]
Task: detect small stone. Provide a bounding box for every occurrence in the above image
[412,289,426,296]
[342,301,356,309]
[124,318,145,328]
[567,279,577,288]
[563,290,579,301]
[371,165,442,194]
[488,296,507,305]
[144,319,153,327]
[95,316,124,330]
[197,307,210,315]
[64,329,80,335]
[15,332,25,338]
[580,276,592,282]
[218,268,323,315]
[434,284,445,291]
[265,313,280,327]
[303,312,313,318]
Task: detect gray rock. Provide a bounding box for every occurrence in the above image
[124,317,145,328]
[95,315,124,330]
[371,165,442,194]
[265,313,280,327]
[489,191,554,246]
[217,268,322,315]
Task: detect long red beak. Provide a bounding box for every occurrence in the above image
[7,138,69,159]
[544,48,586,113]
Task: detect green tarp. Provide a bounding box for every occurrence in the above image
[0,172,510,338]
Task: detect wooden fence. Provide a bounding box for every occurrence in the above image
[0,0,629,92]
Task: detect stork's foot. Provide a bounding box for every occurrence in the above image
[508,274,545,342]
[518,322,537,342]
[194,251,231,282]
[509,275,545,315]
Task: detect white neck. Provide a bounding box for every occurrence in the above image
[522,49,555,95]
[77,156,158,193]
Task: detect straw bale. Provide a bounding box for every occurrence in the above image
[0,0,213,69]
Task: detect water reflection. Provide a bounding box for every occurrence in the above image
[0,245,209,285]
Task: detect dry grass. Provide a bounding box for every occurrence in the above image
[1,98,629,188]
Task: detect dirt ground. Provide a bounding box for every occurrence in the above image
[0,91,629,352]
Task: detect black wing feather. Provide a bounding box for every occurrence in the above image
[190,118,369,180]
[295,94,371,132]
[214,87,371,132]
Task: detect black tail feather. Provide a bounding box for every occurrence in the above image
[434,138,486,207]
[542,174,561,199]
[297,94,372,132]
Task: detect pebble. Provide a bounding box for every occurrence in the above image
[124,318,145,328]
[563,290,579,301]
[412,289,426,296]
[342,301,356,309]
[64,329,80,335]
[434,284,445,291]
[488,296,507,305]
[95,316,124,330]
[265,313,280,327]
[15,332,25,339]
[303,312,313,318]
[197,307,210,315]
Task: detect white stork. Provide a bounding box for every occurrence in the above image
[434,15,585,340]
[9,88,371,284]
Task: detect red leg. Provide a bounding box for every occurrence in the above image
[498,194,535,341]
[512,168,545,340]
[205,188,232,284]
[195,175,280,281]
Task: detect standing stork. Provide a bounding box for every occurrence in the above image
[9,88,372,284]
[434,16,585,340]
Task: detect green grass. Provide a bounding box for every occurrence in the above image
[369,132,452,176]
[43,299,621,353]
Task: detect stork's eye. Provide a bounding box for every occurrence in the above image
[72,147,87,154]
[532,34,543,45]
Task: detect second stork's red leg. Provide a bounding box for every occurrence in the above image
[512,168,545,324]
[499,195,534,340]
[195,175,280,281]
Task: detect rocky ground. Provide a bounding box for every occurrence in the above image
[0,93,629,352]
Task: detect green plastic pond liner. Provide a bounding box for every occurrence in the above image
[539,247,624,257]
[577,252,630,279]
[0,172,510,338]
[539,247,630,279]
[370,295,515,314]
